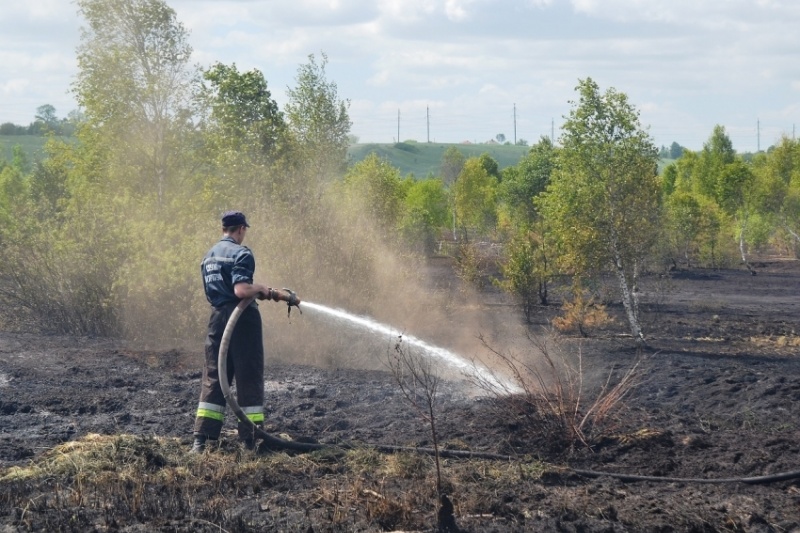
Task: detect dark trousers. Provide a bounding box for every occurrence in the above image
[193,303,264,439]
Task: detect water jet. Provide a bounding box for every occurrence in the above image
[302,301,519,392]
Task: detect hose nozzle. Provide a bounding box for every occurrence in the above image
[282,288,301,316]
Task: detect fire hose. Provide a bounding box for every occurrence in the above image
[216,297,800,485]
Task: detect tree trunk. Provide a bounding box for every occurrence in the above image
[739,216,756,275]
[610,229,645,347]
[631,259,641,324]
[784,224,800,244]
[738,219,748,264]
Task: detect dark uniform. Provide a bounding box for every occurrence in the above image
[193,235,265,443]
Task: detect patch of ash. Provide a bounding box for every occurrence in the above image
[264,379,307,394]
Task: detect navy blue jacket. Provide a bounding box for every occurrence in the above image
[201,236,256,308]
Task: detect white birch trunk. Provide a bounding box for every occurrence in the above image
[738,220,748,264]
[784,224,800,244]
[610,228,645,346]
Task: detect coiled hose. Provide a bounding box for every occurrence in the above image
[217,297,800,485]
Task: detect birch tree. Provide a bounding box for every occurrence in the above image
[538,78,660,347]
[75,0,195,206]
[284,53,351,187]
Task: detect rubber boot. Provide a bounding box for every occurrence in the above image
[239,423,262,451]
[190,434,207,454]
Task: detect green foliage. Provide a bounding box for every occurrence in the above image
[0,182,124,335]
[499,136,557,226]
[439,146,466,186]
[716,160,755,216]
[751,136,800,252]
[538,78,660,344]
[339,153,405,232]
[661,164,678,197]
[285,53,351,184]
[540,78,660,276]
[1,135,75,164]
[453,157,498,238]
[664,191,704,267]
[477,153,500,180]
[199,62,285,161]
[0,165,26,228]
[75,0,196,206]
[495,229,550,323]
[348,143,528,180]
[692,125,736,200]
[400,177,449,253]
[669,141,684,159]
[393,142,420,154]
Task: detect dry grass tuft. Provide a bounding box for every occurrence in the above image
[749,334,800,349]
[552,289,613,337]
[0,432,560,531]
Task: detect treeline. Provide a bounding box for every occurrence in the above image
[1,0,798,350]
[0,0,358,342]
[341,84,800,346]
[0,105,80,137]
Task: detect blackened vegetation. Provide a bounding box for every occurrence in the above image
[2,260,800,531]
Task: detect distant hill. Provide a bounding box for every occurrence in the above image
[0,135,53,164]
[2,136,528,177]
[347,141,530,178]
[3,135,671,177]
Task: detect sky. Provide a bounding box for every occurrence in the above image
[1,0,799,153]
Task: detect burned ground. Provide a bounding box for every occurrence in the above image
[1,258,800,532]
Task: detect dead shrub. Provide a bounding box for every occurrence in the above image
[0,234,121,336]
[552,287,613,337]
[473,332,642,451]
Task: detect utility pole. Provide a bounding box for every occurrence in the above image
[757,118,760,152]
[551,118,554,143]
[427,106,430,143]
[513,103,517,145]
[397,109,400,144]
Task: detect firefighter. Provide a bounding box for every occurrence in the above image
[192,210,299,453]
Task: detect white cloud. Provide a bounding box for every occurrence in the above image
[377,0,436,22]
[0,0,798,150]
[443,0,473,21]
[0,79,30,97]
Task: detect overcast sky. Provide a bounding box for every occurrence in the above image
[1,0,799,152]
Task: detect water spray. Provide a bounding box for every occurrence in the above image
[301,301,519,392]
[216,296,515,455]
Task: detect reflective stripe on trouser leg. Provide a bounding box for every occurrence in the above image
[238,405,264,445]
[241,405,264,424]
[196,402,225,421]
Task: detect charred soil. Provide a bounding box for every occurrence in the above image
[1,258,800,532]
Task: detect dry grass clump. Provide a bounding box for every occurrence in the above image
[0,433,555,532]
[552,289,614,337]
[749,334,800,349]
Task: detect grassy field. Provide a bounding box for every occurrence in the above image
[3,135,671,177]
[0,135,52,163]
[348,140,529,177]
[3,135,530,177]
